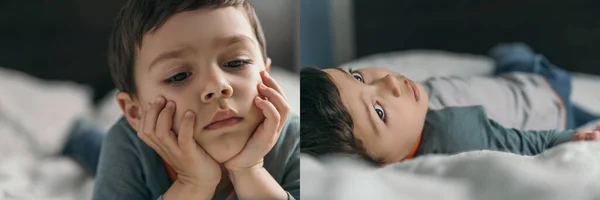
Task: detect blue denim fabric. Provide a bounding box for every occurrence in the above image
[490,42,597,129]
[61,118,104,176]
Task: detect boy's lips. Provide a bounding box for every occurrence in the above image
[204,108,243,130]
[407,79,420,102]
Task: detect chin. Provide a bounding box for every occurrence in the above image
[197,118,262,164]
[205,139,246,164]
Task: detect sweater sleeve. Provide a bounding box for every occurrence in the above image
[92,122,151,200]
[416,106,576,157]
[281,115,300,200]
[487,119,576,155]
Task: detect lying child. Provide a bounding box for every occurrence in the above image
[93,0,299,200]
[301,43,599,165]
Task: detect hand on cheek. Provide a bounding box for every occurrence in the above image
[136,96,221,195]
[224,71,290,172]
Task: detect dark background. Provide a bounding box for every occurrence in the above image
[0,1,298,102]
[0,1,119,102]
[354,0,600,75]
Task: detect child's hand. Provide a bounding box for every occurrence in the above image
[224,71,290,172]
[137,97,221,190]
[572,124,600,142]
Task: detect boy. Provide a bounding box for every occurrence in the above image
[300,43,599,165]
[93,0,299,200]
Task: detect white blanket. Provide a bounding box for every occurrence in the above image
[0,67,94,200]
[301,142,600,200]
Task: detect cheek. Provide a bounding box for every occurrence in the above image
[232,73,261,98]
[162,96,194,134]
[392,102,423,135]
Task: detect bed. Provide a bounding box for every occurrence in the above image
[300,50,600,200]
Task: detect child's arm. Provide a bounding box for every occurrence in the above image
[487,119,577,155]
[224,71,296,200]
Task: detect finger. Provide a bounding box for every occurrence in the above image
[252,97,281,149]
[578,131,593,140]
[143,99,166,152]
[137,132,168,158]
[596,124,600,131]
[138,103,148,135]
[178,110,196,151]
[156,101,176,134]
[140,103,162,149]
[260,71,285,98]
[588,130,600,140]
[155,101,180,150]
[258,83,290,117]
[143,96,166,135]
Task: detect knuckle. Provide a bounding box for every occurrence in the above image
[265,87,276,95]
[273,111,281,120]
[155,132,167,140]
[164,104,175,112]
[152,102,163,110]
[281,104,290,113]
[143,130,153,135]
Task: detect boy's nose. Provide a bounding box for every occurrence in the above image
[201,83,233,103]
[381,74,402,97]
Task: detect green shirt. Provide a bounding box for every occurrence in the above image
[92,115,300,200]
[415,106,575,156]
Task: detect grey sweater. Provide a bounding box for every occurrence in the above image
[92,115,300,200]
[415,106,575,156]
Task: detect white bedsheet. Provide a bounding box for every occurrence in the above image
[0,67,95,200]
[301,142,600,200]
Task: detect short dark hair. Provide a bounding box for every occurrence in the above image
[300,67,383,165]
[108,0,266,95]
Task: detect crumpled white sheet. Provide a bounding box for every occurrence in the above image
[301,142,600,200]
[0,67,94,200]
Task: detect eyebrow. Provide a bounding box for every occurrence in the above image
[215,34,256,48]
[149,46,194,70]
[332,67,380,135]
[333,67,350,76]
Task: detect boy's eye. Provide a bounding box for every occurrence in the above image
[164,72,191,85]
[223,59,252,68]
[351,72,364,83]
[374,103,385,122]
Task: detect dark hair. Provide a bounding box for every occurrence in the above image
[108,0,266,95]
[300,67,383,165]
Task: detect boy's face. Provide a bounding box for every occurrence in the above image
[324,67,428,164]
[124,7,268,163]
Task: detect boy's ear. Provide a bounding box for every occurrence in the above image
[116,92,142,132]
[265,57,271,72]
